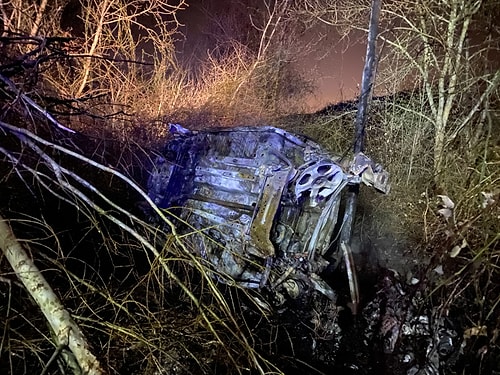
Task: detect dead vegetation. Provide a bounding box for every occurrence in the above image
[0,0,499,374]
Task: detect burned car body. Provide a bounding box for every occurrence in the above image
[148,125,389,305]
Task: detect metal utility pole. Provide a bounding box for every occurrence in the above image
[338,0,381,315]
[354,0,381,154]
[339,0,381,246]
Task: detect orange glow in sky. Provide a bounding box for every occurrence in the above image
[176,0,366,112]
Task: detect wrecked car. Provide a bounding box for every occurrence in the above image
[147,124,389,307]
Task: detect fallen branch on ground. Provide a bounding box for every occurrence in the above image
[0,214,105,375]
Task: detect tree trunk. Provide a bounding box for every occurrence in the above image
[0,215,105,375]
[434,119,445,181]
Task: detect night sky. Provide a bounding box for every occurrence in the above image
[175,0,366,110]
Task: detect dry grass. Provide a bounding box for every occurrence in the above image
[1,1,499,373]
[293,89,500,369]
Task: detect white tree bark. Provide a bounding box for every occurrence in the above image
[0,215,105,375]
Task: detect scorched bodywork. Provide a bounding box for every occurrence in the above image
[148,125,389,305]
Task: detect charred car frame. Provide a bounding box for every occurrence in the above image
[147,125,389,307]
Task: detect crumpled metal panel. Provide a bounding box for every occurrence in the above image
[351,152,390,194]
[148,125,389,301]
[251,168,291,258]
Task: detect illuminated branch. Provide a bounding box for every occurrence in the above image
[0,215,105,375]
[0,73,76,133]
[30,0,48,36]
[74,0,187,98]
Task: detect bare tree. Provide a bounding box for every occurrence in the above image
[294,0,499,183]
[0,0,65,37]
[378,0,500,182]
